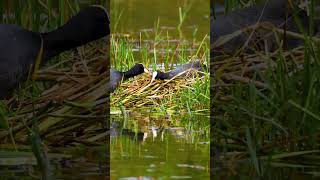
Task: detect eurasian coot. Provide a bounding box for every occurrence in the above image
[0,6,110,99]
[109,64,146,92]
[153,60,207,80]
[211,0,315,54]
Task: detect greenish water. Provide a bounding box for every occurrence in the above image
[110,113,210,179]
[112,0,209,40]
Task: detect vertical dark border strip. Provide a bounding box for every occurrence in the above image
[106,1,111,179]
[210,0,214,179]
[210,0,220,179]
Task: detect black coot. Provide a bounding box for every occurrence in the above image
[109,64,145,92]
[154,60,206,80]
[0,6,110,99]
[211,0,314,54]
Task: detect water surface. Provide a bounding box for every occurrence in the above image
[112,0,209,40]
[110,113,210,179]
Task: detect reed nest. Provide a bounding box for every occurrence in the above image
[0,38,109,147]
[111,68,208,110]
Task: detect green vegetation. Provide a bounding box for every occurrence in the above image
[212,0,320,178]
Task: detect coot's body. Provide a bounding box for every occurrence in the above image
[0,6,110,99]
[0,24,41,98]
[155,60,206,80]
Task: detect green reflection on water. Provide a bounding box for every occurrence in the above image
[110,113,210,179]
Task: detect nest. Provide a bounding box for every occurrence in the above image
[0,38,109,147]
[111,68,208,110]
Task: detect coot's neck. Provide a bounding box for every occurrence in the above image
[123,68,140,80]
[155,71,167,80]
[41,28,106,61]
[40,8,109,61]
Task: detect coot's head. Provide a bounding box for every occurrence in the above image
[123,64,146,79]
[75,5,110,40]
[152,71,168,80]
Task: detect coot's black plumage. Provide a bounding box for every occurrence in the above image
[211,0,314,54]
[109,64,145,92]
[0,6,110,99]
[154,60,206,80]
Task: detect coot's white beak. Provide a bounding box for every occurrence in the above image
[151,71,158,82]
[144,68,149,73]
